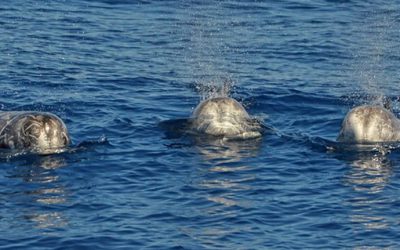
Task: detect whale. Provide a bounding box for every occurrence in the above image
[0,112,70,154]
[190,97,262,139]
[337,105,400,143]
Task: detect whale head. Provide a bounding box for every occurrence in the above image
[337,105,400,143]
[191,97,261,139]
[6,113,71,154]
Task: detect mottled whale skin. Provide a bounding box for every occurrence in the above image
[337,105,400,143]
[0,112,70,154]
[190,97,261,139]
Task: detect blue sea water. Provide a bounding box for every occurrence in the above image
[1,0,400,249]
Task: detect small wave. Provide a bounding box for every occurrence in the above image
[0,135,110,161]
[272,129,400,158]
[159,117,271,141]
[74,135,110,151]
[328,141,400,156]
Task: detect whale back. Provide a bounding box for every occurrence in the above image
[193,97,250,120]
[337,105,400,143]
[0,112,70,154]
[191,97,261,138]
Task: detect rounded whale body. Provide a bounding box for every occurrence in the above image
[337,105,400,143]
[0,112,70,154]
[190,97,261,139]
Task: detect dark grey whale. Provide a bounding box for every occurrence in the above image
[338,105,400,143]
[0,112,70,154]
[190,97,262,139]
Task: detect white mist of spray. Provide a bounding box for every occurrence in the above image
[179,1,239,100]
[351,5,400,108]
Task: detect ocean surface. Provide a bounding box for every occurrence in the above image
[1,0,400,249]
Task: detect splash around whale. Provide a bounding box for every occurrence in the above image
[190,97,262,139]
[0,112,71,154]
[337,105,400,143]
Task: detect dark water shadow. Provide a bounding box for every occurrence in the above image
[158,117,274,161]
